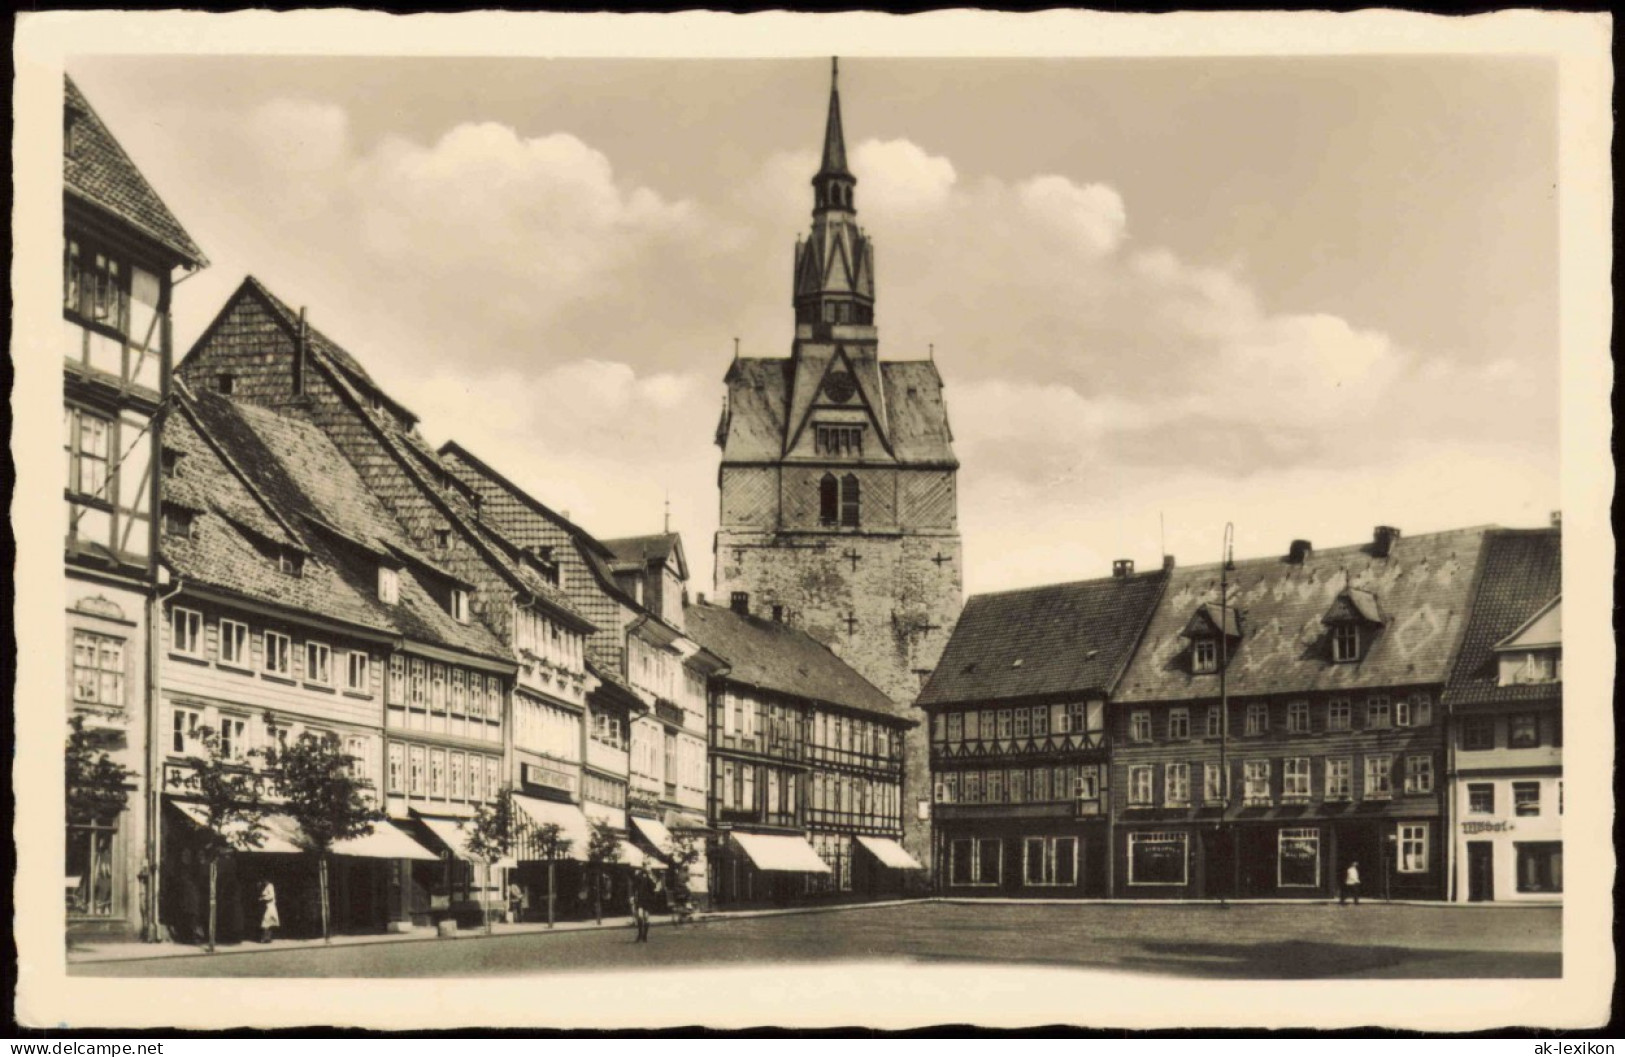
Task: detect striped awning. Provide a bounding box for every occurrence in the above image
[414,813,515,867]
[730,831,831,874]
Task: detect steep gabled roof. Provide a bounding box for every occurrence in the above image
[918,569,1170,708]
[64,76,206,268]
[1117,526,1492,704]
[683,603,910,724]
[1442,528,1562,708]
[601,533,686,580]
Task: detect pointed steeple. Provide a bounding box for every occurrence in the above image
[819,57,851,178]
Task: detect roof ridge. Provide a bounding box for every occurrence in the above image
[173,388,309,548]
[969,568,1167,600]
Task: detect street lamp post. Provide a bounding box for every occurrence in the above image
[1215,523,1236,906]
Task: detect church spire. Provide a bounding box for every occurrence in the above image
[819,57,851,178]
[795,57,874,331]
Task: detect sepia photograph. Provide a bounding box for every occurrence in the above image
[11,9,1614,1034]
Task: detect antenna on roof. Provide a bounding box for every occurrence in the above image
[733,337,740,363]
[664,490,671,534]
[928,343,934,361]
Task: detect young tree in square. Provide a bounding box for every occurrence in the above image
[466,785,530,936]
[665,832,704,920]
[267,720,383,944]
[585,817,622,925]
[65,715,136,923]
[178,726,270,952]
[527,822,572,928]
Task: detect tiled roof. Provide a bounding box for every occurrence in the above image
[64,76,206,268]
[1442,529,1562,708]
[1116,527,1492,704]
[718,357,956,465]
[601,533,685,578]
[917,569,1169,707]
[683,603,911,724]
[171,388,509,661]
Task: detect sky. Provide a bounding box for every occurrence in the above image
[67,54,1561,598]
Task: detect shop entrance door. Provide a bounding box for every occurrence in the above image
[1467,841,1495,902]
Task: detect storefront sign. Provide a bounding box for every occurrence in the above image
[1460,820,1512,835]
[522,761,576,796]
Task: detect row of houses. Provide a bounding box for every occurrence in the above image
[919,524,1562,903]
[62,76,922,945]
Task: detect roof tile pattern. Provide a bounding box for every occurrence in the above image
[1116,527,1492,704]
[1442,528,1562,707]
[64,76,206,267]
[918,570,1169,707]
[683,603,909,723]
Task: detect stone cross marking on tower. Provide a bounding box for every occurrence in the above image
[841,548,862,571]
[931,551,953,568]
[843,613,860,635]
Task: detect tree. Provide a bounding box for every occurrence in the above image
[465,785,530,935]
[584,817,622,925]
[178,726,270,952]
[65,715,136,924]
[267,722,383,944]
[527,822,572,928]
[666,832,704,911]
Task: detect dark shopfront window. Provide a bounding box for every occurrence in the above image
[1515,842,1563,893]
[67,822,118,917]
[1127,831,1188,886]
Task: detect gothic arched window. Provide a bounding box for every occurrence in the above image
[841,473,861,528]
[819,473,839,526]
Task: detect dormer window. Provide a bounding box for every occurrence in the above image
[278,550,304,577]
[1182,602,1240,674]
[1192,638,1218,673]
[434,529,451,551]
[162,507,195,540]
[451,588,470,623]
[1330,624,1361,663]
[378,565,400,604]
[1322,587,1383,665]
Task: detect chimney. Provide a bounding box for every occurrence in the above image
[1112,559,1134,579]
[730,591,750,615]
[1163,555,1176,571]
[1550,510,1562,529]
[1288,539,1313,564]
[1372,525,1401,558]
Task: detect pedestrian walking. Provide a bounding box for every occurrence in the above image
[631,866,659,943]
[258,880,280,943]
[507,883,524,924]
[1340,861,1362,906]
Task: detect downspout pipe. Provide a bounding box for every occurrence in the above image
[146,569,184,942]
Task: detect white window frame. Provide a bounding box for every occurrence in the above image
[1130,711,1152,743]
[1243,760,1271,805]
[1466,782,1495,815]
[171,705,204,755]
[1245,702,1269,736]
[218,619,249,668]
[1206,706,1223,739]
[1513,781,1541,817]
[1331,623,1361,663]
[1396,692,1432,728]
[1203,762,1225,805]
[218,714,248,762]
[263,631,292,677]
[1327,698,1352,732]
[1397,823,1429,873]
[1192,637,1218,673]
[1127,831,1189,886]
[378,566,400,604]
[1404,755,1434,795]
[1128,765,1154,806]
[1364,755,1393,800]
[1168,708,1190,741]
[305,641,332,686]
[386,741,405,794]
[451,588,470,623]
[1277,827,1321,888]
[1326,757,1354,801]
[171,607,204,656]
[1286,700,1310,734]
[1165,762,1190,806]
[1366,695,1392,729]
[1022,836,1079,888]
[1283,757,1311,801]
[346,651,370,693]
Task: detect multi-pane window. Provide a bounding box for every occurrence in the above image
[71,631,125,708]
[997,710,1014,738]
[430,664,448,712]
[1023,837,1079,887]
[1245,703,1269,736]
[946,713,962,742]
[1013,709,1030,738]
[1364,755,1393,799]
[1129,766,1153,806]
[1404,755,1434,795]
[171,706,202,754]
[1326,758,1353,801]
[1396,693,1432,728]
[1366,695,1391,729]
[1206,707,1223,739]
[1286,701,1310,734]
[1327,698,1352,732]
[386,742,405,794]
[818,473,861,528]
[1203,763,1225,804]
[408,745,426,796]
[220,620,248,667]
[1398,824,1429,873]
[1030,767,1050,802]
[409,660,427,708]
[386,654,407,706]
[1192,638,1218,673]
[219,715,248,762]
[346,651,370,693]
[1467,783,1495,814]
[1508,714,1540,749]
[1031,705,1048,737]
[65,407,113,501]
[263,631,292,676]
[1167,708,1190,741]
[305,642,332,685]
[1461,716,1495,750]
[814,424,864,457]
[1008,769,1028,803]
[1127,832,1188,886]
[1165,763,1190,806]
[378,566,399,604]
[986,771,1005,803]
[1130,712,1152,743]
[1513,781,1541,816]
[171,608,203,656]
[1330,624,1361,663]
[1243,760,1271,805]
[1283,757,1311,800]
[949,838,1002,887]
[429,749,447,798]
[449,752,465,800]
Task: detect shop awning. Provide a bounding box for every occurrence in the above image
[630,816,675,858]
[170,801,302,854]
[512,795,592,862]
[730,831,832,874]
[415,813,515,868]
[664,809,712,833]
[619,839,647,869]
[856,835,925,871]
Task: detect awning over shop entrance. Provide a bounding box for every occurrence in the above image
[619,840,647,869]
[630,816,674,859]
[414,813,514,867]
[856,835,924,870]
[172,800,439,861]
[730,831,832,874]
[512,795,592,862]
[170,800,302,854]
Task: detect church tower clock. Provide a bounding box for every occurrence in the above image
[713,60,963,867]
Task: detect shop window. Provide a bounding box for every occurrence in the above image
[1397,823,1429,873]
[1515,842,1563,893]
[65,824,118,918]
[1023,836,1078,887]
[1467,783,1495,815]
[72,631,125,707]
[1127,831,1188,886]
[1513,781,1541,816]
[1461,716,1495,751]
[1508,714,1540,749]
[1278,828,1321,888]
[219,620,249,667]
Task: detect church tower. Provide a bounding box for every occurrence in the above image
[714,60,963,864]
